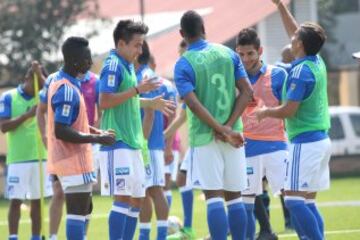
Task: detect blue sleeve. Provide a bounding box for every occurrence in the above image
[39,75,53,103]
[228,48,248,80]
[181,103,186,109]
[0,93,12,119]
[174,57,196,98]
[99,60,123,93]
[286,65,315,102]
[51,85,80,126]
[271,67,288,101]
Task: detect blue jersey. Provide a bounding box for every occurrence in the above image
[275,61,292,73]
[285,55,328,143]
[99,49,137,150]
[51,70,81,126]
[0,85,33,119]
[174,39,248,98]
[137,65,177,150]
[245,64,288,158]
[40,70,99,104]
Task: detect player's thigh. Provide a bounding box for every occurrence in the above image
[98,150,111,196]
[242,155,263,195]
[221,143,248,192]
[191,141,223,190]
[6,163,30,200]
[130,149,146,198]
[264,150,288,194]
[28,161,53,199]
[312,138,332,192]
[145,150,165,188]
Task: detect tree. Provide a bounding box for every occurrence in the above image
[0,0,103,86]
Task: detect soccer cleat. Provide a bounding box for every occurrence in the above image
[167,227,196,240]
[256,231,278,240]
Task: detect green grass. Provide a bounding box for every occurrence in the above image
[1,177,360,239]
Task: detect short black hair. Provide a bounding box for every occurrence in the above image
[298,22,326,56]
[236,28,260,49]
[61,37,89,62]
[180,10,204,39]
[113,20,149,46]
[137,40,150,65]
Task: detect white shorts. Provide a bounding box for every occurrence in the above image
[6,161,53,200]
[92,144,101,173]
[285,138,332,192]
[98,148,146,198]
[165,150,180,181]
[189,140,247,192]
[145,150,165,188]
[243,150,288,196]
[58,172,96,192]
[180,149,191,172]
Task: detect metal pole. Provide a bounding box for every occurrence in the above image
[140,0,145,21]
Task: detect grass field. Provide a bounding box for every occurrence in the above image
[0,177,360,239]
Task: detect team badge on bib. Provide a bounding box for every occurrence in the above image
[108,75,115,87]
[62,104,71,117]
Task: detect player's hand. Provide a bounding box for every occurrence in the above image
[24,106,37,119]
[31,61,42,74]
[137,77,161,93]
[150,95,176,117]
[254,106,268,122]
[164,148,174,165]
[219,125,245,148]
[272,0,281,6]
[95,132,116,145]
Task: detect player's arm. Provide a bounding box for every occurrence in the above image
[142,108,154,139]
[164,107,186,139]
[139,96,176,117]
[0,106,36,133]
[272,0,299,38]
[225,78,253,127]
[36,101,48,147]
[256,101,299,120]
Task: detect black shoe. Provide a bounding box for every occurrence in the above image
[256,231,278,240]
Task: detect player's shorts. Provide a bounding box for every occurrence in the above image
[284,138,331,192]
[92,144,101,173]
[58,172,96,192]
[189,140,247,192]
[243,150,288,196]
[180,149,191,172]
[98,148,146,198]
[145,150,165,188]
[6,161,53,200]
[165,150,180,181]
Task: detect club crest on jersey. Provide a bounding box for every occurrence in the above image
[290,83,296,90]
[108,75,115,87]
[61,104,71,117]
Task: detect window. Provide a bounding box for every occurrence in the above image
[329,116,345,140]
[349,114,360,137]
[333,0,359,14]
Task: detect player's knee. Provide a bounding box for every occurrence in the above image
[224,191,241,201]
[9,199,22,209]
[176,170,186,187]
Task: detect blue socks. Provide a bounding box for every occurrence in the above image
[139,222,151,240]
[66,214,86,240]
[30,236,41,240]
[244,198,256,240]
[206,198,228,240]
[180,186,194,228]
[227,198,247,240]
[8,235,18,240]
[109,202,129,240]
[285,197,322,240]
[157,220,168,240]
[307,200,324,238]
[123,207,140,240]
[165,190,172,208]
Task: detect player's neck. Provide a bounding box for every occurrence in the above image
[63,65,79,79]
[248,61,263,76]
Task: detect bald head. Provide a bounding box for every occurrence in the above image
[281,44,294,63]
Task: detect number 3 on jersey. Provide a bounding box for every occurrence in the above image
[211,73,230,110]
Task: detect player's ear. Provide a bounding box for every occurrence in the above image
[258,46,263,56]
[179,29,184,38]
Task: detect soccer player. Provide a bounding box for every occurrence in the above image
[174,10,253,240]
[47,36,115,240]
[37,69,101,240]
[256,1,331,239]
[98,20,175,240]
[136,41,174,240]
[0,61,52,240]
[236,28,288,240]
